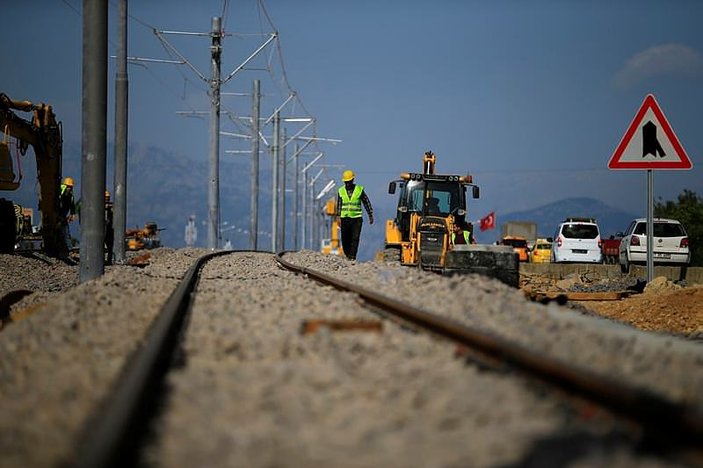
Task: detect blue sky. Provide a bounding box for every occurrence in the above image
[2,0,702,252]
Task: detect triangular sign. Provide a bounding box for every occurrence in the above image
[608,94,692,170]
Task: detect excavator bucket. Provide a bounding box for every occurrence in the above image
[444,244,519,288]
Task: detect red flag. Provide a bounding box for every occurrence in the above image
[479,211,495,231]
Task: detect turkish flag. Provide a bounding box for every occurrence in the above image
[479,211,495,232]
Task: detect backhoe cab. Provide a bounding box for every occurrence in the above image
[384,151,518,287]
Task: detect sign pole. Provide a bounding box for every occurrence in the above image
[608,93,692,284]
[646,169,654,283]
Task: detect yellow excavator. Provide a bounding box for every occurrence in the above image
[0,93,65,257]
[125,222,162,251]
[384,151,518,287]
[321,197,343,256]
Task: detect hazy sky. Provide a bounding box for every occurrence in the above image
[2,0,702,249]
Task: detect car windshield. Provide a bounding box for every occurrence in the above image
[536,243,551,250]
[561,224,599,239]
[633,222,686,237]
[503,238,527,248]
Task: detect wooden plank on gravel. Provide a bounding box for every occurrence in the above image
[523,290,629,302]
[301,319,383,335]
[564,291,627,301]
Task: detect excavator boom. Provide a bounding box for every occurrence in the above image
[0,93,65,257]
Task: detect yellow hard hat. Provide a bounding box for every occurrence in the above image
[63,177,74,187]
[105,190,110,198]
[342,170,355,182]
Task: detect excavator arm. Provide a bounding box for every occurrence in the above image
[0,93,65,257]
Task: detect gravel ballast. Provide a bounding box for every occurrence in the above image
[1,249,701,467]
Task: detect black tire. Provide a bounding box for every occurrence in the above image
[0,198,17,254]
[382,246,400,263]
[620,256,630,274]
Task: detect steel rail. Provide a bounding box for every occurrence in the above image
[275,252,703,450]
[73,250,232,468]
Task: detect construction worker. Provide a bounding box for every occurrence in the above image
[336,169,373,261]
[451,219,476,245]
[59,177,77,248]
[104,190,114,264]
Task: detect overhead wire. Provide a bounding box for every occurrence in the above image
[57,0,328,163]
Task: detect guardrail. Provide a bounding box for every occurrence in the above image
[520,263,703,285]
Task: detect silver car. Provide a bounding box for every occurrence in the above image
[618,218,690,273]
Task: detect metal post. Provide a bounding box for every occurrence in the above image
[207,16,222,250]
[271,111,280,252]
[308,168,323,250]
[292,143,299,249]
[113,0,128,264]
[301,170,308,249]
[79,0,108,282]
[279,129,286,249]
[250,79,260,250]
[646,169,654,283]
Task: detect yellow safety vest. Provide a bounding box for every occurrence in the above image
[451,231,471,244]
[339,185,363,218]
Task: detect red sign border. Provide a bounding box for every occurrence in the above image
[608,94,692,170]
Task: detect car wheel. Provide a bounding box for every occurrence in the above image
[620,255,630,274]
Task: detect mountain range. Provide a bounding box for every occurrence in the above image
[476,197,639,244]
[8,143,639,257]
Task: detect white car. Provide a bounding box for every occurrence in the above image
[618,218,690,273]
[551,217,602,263]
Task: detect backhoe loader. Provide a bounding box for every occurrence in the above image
[0,93,65,257]
[384,151,518,287]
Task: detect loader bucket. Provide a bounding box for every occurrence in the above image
[444,244,519,288]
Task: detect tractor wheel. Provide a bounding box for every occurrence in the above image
[382,246,400,263]
[0,198,17,253]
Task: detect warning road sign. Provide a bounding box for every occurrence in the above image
[608,94,692,170]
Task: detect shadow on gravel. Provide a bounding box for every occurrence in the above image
[0,289,33,329]
[498,430,676,467]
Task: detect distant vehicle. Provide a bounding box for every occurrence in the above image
[530,238,552,263]
[601,235,622,264]
[501,236,529,262]
[125,222,162,251]
[618,218,690,273]
[501,221,537,246]
[551,217,602,263]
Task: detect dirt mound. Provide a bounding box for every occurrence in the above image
[576,285,703,336]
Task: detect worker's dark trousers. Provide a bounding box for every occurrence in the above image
[340,217,363,260]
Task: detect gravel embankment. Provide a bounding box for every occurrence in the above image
[152,251,699,467]
[1,249,701,467]
[0,249,204,468]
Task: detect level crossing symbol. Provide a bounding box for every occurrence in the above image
[608,94,692,170]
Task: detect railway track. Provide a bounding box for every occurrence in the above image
[65,250,702,467]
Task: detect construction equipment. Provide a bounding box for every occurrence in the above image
[321,197,343,256]
[125,222,162,251]
[0,93,65,256]
[384,151,518,287]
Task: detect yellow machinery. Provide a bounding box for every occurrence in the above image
[384,151,518,287]
[321,197,343,256]
[0,93,65,256]
[125,222,162,251]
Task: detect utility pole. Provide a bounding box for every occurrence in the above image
[113,0,128,264]
[250,79,260,250]
[279,128,286,249]
[271,111,280,252]
[207,17,222,250]
[79,0,108,282]
[292,143,299,249]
